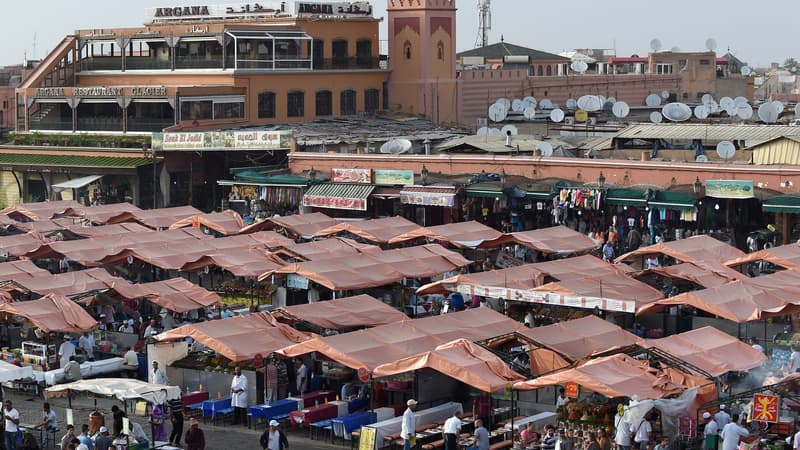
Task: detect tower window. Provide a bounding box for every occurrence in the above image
[404,41,412,60]
[437,41,444,60]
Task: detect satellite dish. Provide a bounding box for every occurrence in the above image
[575,109,589,122]
[523,96,537,108]
[511,99,525,112]
[741,66,752,76]
[379,138,413,154]
[539,99,554,110]
[772,101,785,114]
[701,94,715,105]
[606,97,617,104]
[645,94,662,107]
[734,96,749,106]
[758,102,779,123]
[501,124,518,136]
[694,105,708,119]
[612,101,630,118]
[488,103,507,122]
[705,100,720,114]
[488,128,502,135]
[716,141,736,159]
[695,154,709,163]
[737,103,754,120]
[725,106,738,117]
[538,142,554,157]
[661,102,692,121]
[719,97,734,110]
[496,98,511,111]
[705,38,717,51]
[523,106,536,120]
[476,126,489,136]
[650,38,662,52]
[566,98,578,110]
[670,46,681,52]
[661,90,670,99]
[550,108,565,122]
[650,111,663,123]
[577,95,602,112]
[570,60,588,73]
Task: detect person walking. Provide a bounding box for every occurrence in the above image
[167,395,184,447]
[4,400,19,450]
[150,361,169,385]
[260,420,289,450]
[230,366,249,426]
[472,419,489,450]
[184,418,205,450]
[401,399,418,450]
[720,415,749,450]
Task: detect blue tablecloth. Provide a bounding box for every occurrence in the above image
[202,397,231,419]
[249,398,299,419]
[347,397,369,414]
[331,411,376,440]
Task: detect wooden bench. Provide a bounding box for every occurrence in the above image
[420,432,470,450]
[490,440,512,450]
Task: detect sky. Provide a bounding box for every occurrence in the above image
[3,0,798,68]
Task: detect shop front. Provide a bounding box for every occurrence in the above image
[399,185,459,226]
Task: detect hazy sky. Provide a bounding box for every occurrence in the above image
[4,0,797,68]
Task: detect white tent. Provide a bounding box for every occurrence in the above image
[45,378,181,404]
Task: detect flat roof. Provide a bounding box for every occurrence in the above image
[613,123,800,142]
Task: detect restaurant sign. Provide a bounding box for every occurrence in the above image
[564,381,579,398]
[331,168,372,183]
[154,130,292,151]
[752,394,779,423]
[400,189,455,207]
[374,170,413,186]
[34,86,169,98]
[146,3,290,22]
[295,2,373,18]
[705,179,754,199]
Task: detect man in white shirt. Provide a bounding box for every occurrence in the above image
[122,347,139,377]
[230,366,249,426]
[295,359,309,394]
[702,412,718,450]
[749,337,764,353]
[118,319,134,333]
[720,414,749,450]
[161,311,177,330]
[4,400,19,450]
[614,413,631,450]
[401,399,417,450]
[442,411,461,450]
[792,422,800,450]
[78,332,94,360]
[790,346,800,373]
[58,335,76,368]
[150,361,169,385]
[630,415,653,450]
[714,405,731,429]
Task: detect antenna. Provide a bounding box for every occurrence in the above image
[577,95,602,112]
[565,98,578,110]
[475,0,492,48]
[705,38,717,52]
[379,139,413,154]
[550,108,565,123]
[661,102,692,121]
[737,103,753,120]
[570,60,588,73]
[523,106,536,120]
[645,93,662,107]
[693,105,708,119]
[511,99,525,112]
[488,103,507,122]
[649,38,662,53]
[716,141,736,159]
[538,142,554,157]
[539,99,554,110]
[757,102,779,123]
[650,111,663,123]
[612,101,630,119]
[32,33,37,60]
[501,124,518,136]
[741,66,752,76]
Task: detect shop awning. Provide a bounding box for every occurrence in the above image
[648,191,696,211]
[388,220,512,248]
[105,205,203,229]
[302,183,375,211]
[644,327,767,377]
[512,354,686,400]
[155,312,312,362]
[78,202,143,225]
[0,150,155,170]
[518,315,640,362]
[101,278,221,313]
[64,223,152,239]
[725,243,800,270]
[313,216,425,244]
[276,237,379,261]
[0,200,84,221]
[465,182,502,198]
[3,267,125,297]
[763,195,800,214]
[373,339,525,393]
[637,270,800,322]
[46,379,181,404]
[0,233,47,258]
[0,260,50,281]
[180,248,285,278]
[399,186,457,207]
[0,293,98,332]
[267,212,339,239]
[510,225,598,255]
[168,210,245,235]
[273,294,408,330]
[615,234,745,264]
[51,175,103,192]
[605,188,647,206]
[643,261,745,288]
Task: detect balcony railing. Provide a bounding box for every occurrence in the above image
[78,55,384,72]
[77,117,122,132]
[127,118,175,132]
[29,118,72,131]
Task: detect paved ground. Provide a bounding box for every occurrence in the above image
[5,389,344,450]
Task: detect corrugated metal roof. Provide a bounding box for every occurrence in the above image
[303,183,375,200]
[0,152,153,168]
[751,136,800,165]
[613,124,800,142]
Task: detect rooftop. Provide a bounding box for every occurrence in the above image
[457,42,568,62]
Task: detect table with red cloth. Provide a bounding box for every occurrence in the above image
[288,390,337,409]
[289,403,338,427]
[182,391,210,413]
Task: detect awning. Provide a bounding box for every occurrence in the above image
[648,191,696,211]
[763,195,800,214]
[465,182,502,198]
[0,150,155,170]
[388,220,512,248]
[168,210,245,235]
[302,183,375,211]
[273,294,408,330]
[605,188,647,206]
[267,212,339,239]
[725,243,800,270]
[99,278,221,313]
[51,175,103,192]
[615,234,745,265]
[510,225,598,255]
[313,216,425,244]
[46,379,181,404]
[400,186,457,207]
[0,294,99,332]
[518,315,640,362]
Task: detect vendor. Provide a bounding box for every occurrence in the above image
[340,380,357,400]
[122,347,139,377]
[78,332,94,361]
[58,335,76,368]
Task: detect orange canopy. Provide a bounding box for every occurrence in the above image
[0,200,83,221]
[0,294,98,332]
[103,278,221,313]
[64,223,152,239]
[0,260,49,281]
[0,233,47,258]
[313,216,425,244]
[180,248,285,278]
[725,243,800,270]
[6,268,124,297]
[644,326,767,377]
[168,210,245,235]
[105,205,202,229]
[513,354,686,400]
[637,270,800,322]
[273,294,407,329]
[77,202,143,225]
[275,237,379,261]
[155,312,311,362]
[642,261,746,288]
[388,221,512,248]
[615,234,745,264]
[373,339,525,393]
[268,212,339,239]
[280,308,523,372]
[510,226,598,255]
[519,315,640,361]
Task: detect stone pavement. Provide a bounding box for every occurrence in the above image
[4,389,344,450]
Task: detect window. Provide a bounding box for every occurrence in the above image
[699,59,711,65]
[316,90,332,116]
[258,92,276,118]
[287,91,304,117]
[436,41,444,60]
[179,95,245,121]
[682,92,689,100]
[332,39,348,65]
[340,90,356,116]
[655,63,673,74]
[356,39,372,65]
[309,39,323,68]
[365,89,379,114]
[403,41,412,60]
[537,66,543,76]
[181,100,212,120]
[546,65,552,76]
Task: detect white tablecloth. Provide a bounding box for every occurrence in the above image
[511,411,557,431]
[39,357,125,385]
[329,400,349,417]
[374,407,395,422]
[365,401,463,447]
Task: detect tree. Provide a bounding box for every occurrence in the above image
[783,57,797,71]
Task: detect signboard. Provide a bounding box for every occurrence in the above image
[357,367,370,383]
[331,168,372,184]
[358,426,377,450]
[252,353,264,367]
[400,190,456,207]
[752,394,779,423]
[156,130,292,151]
[296,2,373,18]
[34,86,169,98]
[564,381,579,398]
[705,179,754,199]
[286,274,309,290]
[374,170,414,186]
[302,194,367,211]
[146,3,290,23]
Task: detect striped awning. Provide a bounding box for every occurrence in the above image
[302,183,375,211]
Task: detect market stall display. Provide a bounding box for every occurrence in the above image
[0,294,98,333]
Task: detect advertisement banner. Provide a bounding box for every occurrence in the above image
[302,195,367,211]
[374,170,414,186]
[295,1,373,18]
[752,394,779,423]
[400,191,455,207]
[162,132,205,149]
[331,168,372,183]
[705,179,754,199]
[156,130,291,151]
[286,274,309,290]
[564,382,579,398]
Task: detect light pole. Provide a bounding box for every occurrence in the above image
[144,141,157,209]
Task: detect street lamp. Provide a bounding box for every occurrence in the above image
[597,171,606,188]
[420,165,428,186]
[143,141,157,209]
[693,176,702,194]
[309,167,317,181]
[500,169,507,188]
